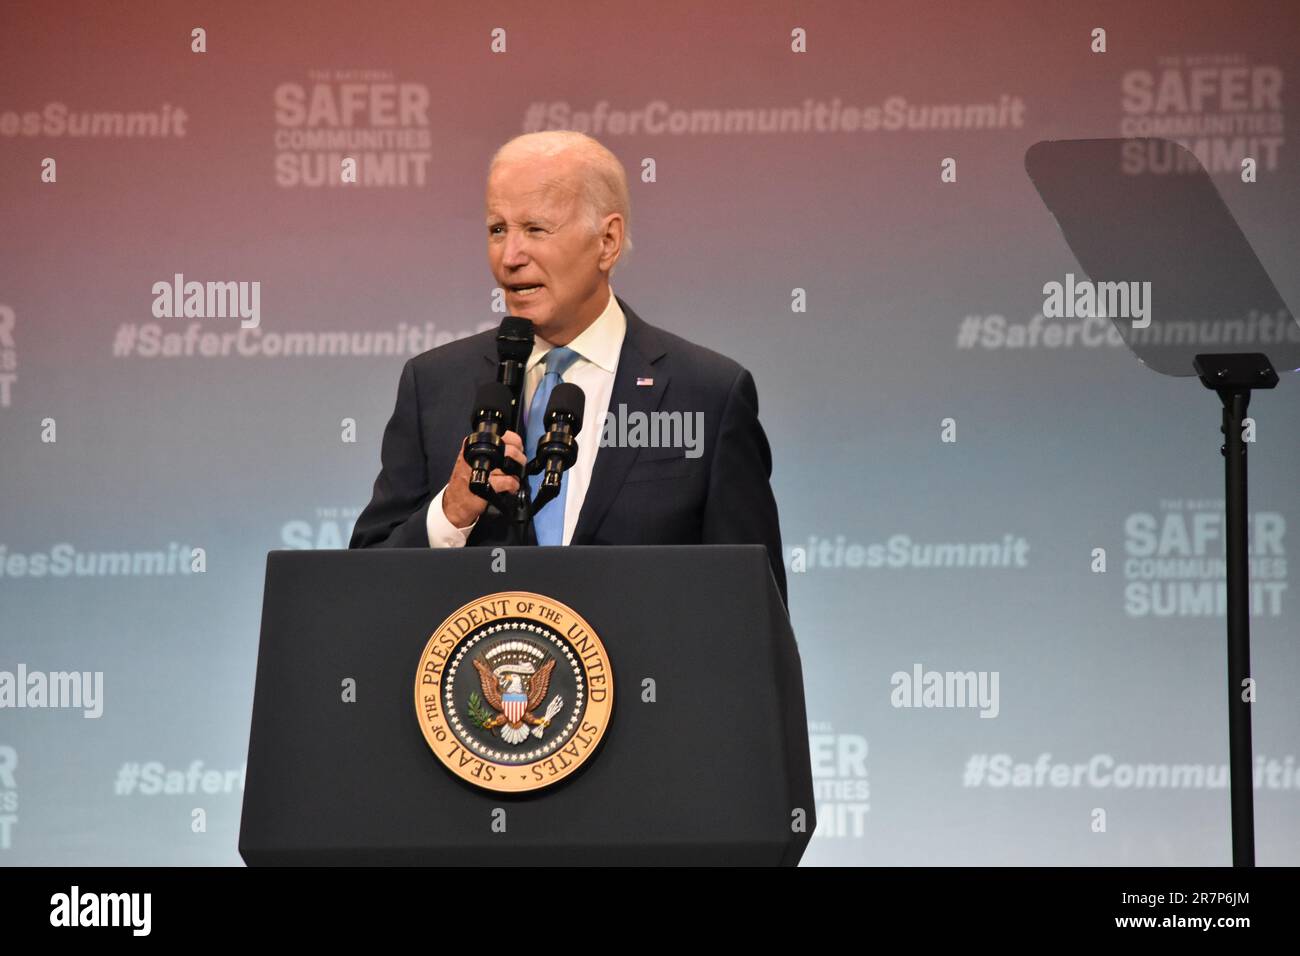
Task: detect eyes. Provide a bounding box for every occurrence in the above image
[489,224,549,237]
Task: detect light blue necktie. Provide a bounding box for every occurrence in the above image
[525,346,581,546]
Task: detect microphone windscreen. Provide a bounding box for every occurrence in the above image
[496,316,535,362]
[545,382,586,435]
[470,381,514,427]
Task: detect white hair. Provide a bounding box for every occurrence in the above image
[489,131,633,265]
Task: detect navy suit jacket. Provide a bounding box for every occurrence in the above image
[348,296,788,607]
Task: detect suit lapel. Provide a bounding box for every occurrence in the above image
[571,297,667,544]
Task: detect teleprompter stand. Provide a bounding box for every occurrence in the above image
[1027,137,1299,866]
[1193,352,1279,866]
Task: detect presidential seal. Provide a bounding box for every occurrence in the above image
[414,591,614,793]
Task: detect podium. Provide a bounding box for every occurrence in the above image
[238,544,816,865]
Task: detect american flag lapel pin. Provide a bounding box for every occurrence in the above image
[636,377,654,386]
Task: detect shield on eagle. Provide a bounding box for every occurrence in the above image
[502,691,527,724]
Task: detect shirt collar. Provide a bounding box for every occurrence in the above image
[528,288,625,375]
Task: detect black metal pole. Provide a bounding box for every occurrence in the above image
[1219,387,1255,867]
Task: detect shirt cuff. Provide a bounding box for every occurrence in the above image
[427,485,477,547]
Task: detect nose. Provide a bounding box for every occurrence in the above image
[501,228,530,269]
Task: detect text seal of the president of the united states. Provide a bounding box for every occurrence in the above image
[415,591,613,793]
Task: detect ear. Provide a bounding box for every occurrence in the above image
[596,213,625,274]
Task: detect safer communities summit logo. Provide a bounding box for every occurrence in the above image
[274,69,432,188]
[1124,500,1286,618]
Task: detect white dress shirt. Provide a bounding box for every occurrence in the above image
[427,288,626,547]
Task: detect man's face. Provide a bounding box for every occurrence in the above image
[486,156,607,342]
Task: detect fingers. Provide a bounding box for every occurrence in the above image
[502,429,526,469]
[487,468,520,495]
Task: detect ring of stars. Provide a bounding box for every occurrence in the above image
[443,620,586,764]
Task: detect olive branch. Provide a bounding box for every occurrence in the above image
[466,691,495,733]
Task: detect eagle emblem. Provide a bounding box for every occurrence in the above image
[416,594,614,792]
[470,640,565,745]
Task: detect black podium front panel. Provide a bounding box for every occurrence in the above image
[239,545,815,865]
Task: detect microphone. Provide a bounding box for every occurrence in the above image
[495,316,534,436]
[463,381,515,499]
[528,382,586,515]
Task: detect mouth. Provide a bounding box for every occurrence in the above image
[506,283,545,298]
